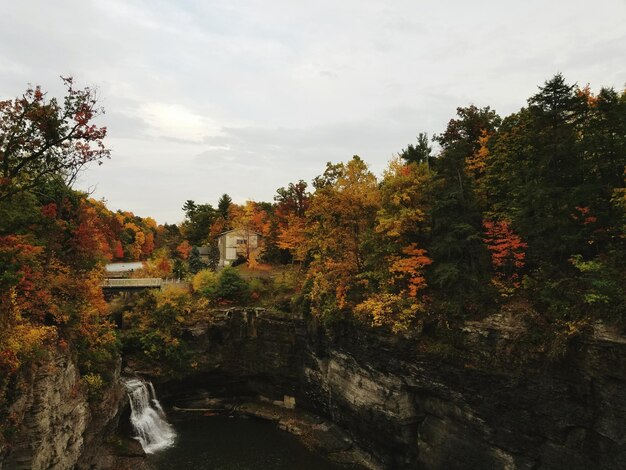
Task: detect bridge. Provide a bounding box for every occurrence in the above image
[101,278,190,293]
[101,278,162,291]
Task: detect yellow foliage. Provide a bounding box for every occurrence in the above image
[2,324,57,372]
[305,157,380,316]
[82,372,104,398]
[376,158,431,240]
[156,285,192,311]
[354,293,424,333]
[192,269,218,292]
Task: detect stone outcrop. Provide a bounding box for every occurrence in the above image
[159,307,626,470]
[155,308,301,400]
[0,350,125,470]
[299,314,626,469]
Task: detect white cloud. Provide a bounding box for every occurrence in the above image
[140,102,222,143]
[1,0,625,222]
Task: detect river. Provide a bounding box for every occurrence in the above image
[147,412,343,470]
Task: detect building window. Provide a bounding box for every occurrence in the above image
[236,239,246,245]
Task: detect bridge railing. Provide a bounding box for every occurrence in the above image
[101,278,163,288]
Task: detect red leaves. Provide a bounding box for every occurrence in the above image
[176,240,192,260]
[141,232,155,257]
[0,77,110,202]
[0,235,49,322]
[73,105,93,126]
[483,219,527,288]
[33,86,44,102]
[157,257,172,274]
[71,201,114,263]
[113,240,124,259]
[40,202,57,218]
[572,206,597,225]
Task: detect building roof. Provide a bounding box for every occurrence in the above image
[105,261,144,272]
[216,229,263,238]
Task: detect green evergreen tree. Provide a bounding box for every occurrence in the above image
[429,105,501,317]
[217,194,232,219]
[400,132,433,167]
[188,246,207,274]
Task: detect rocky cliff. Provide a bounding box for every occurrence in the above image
[4,307,623,469]
[0,349,125,470]
[160,308,626,470]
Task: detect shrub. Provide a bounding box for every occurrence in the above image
[82,372,104,400]
[192,269,218,296]
[215,267,250,302]
[192,267,250,303]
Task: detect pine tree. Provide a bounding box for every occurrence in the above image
[429,105,501,317]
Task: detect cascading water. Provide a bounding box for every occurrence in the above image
[124,378,176,453]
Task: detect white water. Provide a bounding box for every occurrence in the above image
[124,378,176,453]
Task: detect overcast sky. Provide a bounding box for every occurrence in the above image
[1,1,625,223]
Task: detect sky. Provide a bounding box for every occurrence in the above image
[1,0,625,223]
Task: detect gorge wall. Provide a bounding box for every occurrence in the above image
[0,349,125,470]
[161,308,626,470]
[2,308,624,469]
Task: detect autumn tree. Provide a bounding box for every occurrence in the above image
[176,240,192,260]
[305,156,380,319]
[0,77,109,202]
[482,219,527,295]
[275,180,311,263]
[353,158,434,331]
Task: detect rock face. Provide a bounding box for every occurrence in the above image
[157,308,301,401]
[300,316,626,469]
[4,307,623,469]
[165,308,626,470]
[0,349,125,470]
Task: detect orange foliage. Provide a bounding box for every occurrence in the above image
[230,201,271,267]
[176,240,192,260]
[113,240,124,259]
[72,201,114,263]
[40,202,57,218]
[142,231,155,257]
[483,219,527,289]
[230,201,271,236]
[466,129,492,178]
[277,214,307,261]
[576,84,598,107]
[388,244,433,297]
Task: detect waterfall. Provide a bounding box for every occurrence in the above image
[124,378,176,453]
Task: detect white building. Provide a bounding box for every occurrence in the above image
[216,229,262,266]
[104,261,144,278]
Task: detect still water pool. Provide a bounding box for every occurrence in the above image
[148,413,342,470]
